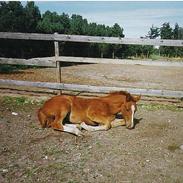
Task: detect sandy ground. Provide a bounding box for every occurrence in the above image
[0,95,183,183]
[0,63,183,91]
[0,63,183,182]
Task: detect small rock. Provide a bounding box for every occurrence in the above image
[2,169,8,173]
[180,144,183,150]
[83,168,90,173]
[146,159,150,162]
[12,112,18,116]
[43,156,48,160]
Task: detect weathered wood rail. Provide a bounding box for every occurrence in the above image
[0,79,183,98]
[0,32,183,98]
[0,32,183,46]
[1,56,183,67]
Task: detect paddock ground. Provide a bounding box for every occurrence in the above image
[0,63,183,92]
[0,63,183,182]
[0,94,183,183]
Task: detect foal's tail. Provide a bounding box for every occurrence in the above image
[37,108,55,128]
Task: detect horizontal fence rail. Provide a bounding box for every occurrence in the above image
[0,79,183,98]
[1,57,183,67]
[0,57,56,67]
[0,32,183,47]
[0,32,183,99]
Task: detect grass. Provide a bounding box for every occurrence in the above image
[167,144,180,152]
[139,103,183,112]
[2,96,44,107]
[149,54,162,61]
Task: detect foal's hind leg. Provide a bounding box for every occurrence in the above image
[80,104,114,132]
[80,115,113,132]
[52,118,83,136]
[80,122,111,132]
[51,112,82,136]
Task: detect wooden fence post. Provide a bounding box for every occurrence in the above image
[54,32,62,94]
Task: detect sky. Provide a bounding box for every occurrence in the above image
[28,1,183,38]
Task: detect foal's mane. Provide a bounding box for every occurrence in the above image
[109,90,130,96]
[109,91,133,101]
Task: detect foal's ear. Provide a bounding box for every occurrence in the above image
[132,95,141,102]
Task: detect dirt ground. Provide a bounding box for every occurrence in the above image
[0,63,183,91]
[0,95,183,183]
[0,63,183,183]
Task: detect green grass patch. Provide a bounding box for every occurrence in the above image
[168,144,180,152]
[149,54,162,61]
[2,96,45,107]
[139,103,183,112]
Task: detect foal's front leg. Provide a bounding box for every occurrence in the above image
[111,118,126,128]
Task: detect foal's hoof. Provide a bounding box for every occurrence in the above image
[75,128,84,137]
[80,122,88,130]
[76,124,83,130]
[126,126,134,130]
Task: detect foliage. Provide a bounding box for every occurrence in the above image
[24,2,41,33]
[0,1,182,60]
[0,1,25,32]
[159,22,183,57]
[37,11,70,34]
[147,25,160,39]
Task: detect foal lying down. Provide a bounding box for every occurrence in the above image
[37,91,141,136]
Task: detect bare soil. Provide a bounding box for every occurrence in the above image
[0,63,183,183]
[0,95,183,183]
[0,63,183,91]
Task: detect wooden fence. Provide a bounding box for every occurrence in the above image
[0,32,183,98]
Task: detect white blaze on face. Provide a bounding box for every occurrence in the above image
[131,105,135,128]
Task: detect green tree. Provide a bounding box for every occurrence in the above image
[37,11,69,33]
[160,23,174,57]
[178,27,183,39]
[147,25,160,39]
[110,23,124,58]
[174,25,183,57]
[111,23,124,37]
[173,23,179,39]
[0,1,25,32]
[24,1,41,32]
[69,14,88,35]
[160,22,173,39]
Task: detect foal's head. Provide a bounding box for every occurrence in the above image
[120,93,141,129]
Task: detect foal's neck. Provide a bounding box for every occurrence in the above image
[102,94,125,114]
